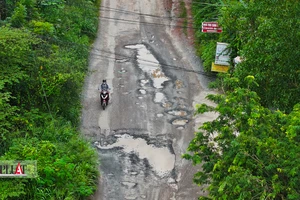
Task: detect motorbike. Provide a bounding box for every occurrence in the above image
[100,90,109,110]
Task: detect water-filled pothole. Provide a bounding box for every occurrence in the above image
[125,44,169,89]
[140,79,149,87]
[162,102,172,108]
[154,92,166,103]
[116,58,129,63]
[118,68,127,73]
[139,89,146,95]
[171,119,189,126]
[156,113,164,117]
[177,126,185,130]
[175,80,184,89]
[96,134,175,177]
[167,110,187,116]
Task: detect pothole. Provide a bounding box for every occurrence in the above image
[152,68,167,79]
[178,104,187,109]
[154,92,166,103]
[96,134,175,177]
[156,113,164,117]
[116,58,129,63]
[175,80,184,89]
[139,89,147,95]
[125,196,137,200]
[121,181,137,189]
[167,110,187,116]
[139,79,149,87]
[125,44,169,89]
[118,68,127,73]
[130,171,138,175]
[171,119,189,126]
[162,102,172,108]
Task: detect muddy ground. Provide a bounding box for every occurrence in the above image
[80,0,217,199]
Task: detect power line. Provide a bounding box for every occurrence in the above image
[100,6,195,20]
[46,27,215,78]
[91,48,216,77]
[99,16,199,30]
[99,3,225,19]
[99,6,197,28]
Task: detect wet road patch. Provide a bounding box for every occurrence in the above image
[118,67,127,73]
[167,110,188,117]
[116,58,130,63]
[154,92,166,103]
[171,118,189,126]
[95,134,175,178]
[125,44,169,89]
[138,89,147,95]
[139,79,149,87]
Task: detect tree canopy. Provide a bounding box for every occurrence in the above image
[0,0,100,199]
[186,0,300,199]
[191,0,300,112]
[184,77,300,199]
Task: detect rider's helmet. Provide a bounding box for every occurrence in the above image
[103,79,107,83]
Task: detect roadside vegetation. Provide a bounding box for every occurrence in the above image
[0,0,100,199]
[185,0,300,199]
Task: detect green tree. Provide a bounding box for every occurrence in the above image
[184,76,300,199]
[218,0,300,112]
[0,0,100,198]
[1,118,99,199]
[11,3,27,27]
[191,0,300,112]
[0,81,19,155]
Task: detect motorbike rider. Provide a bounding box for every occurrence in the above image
[99,79,110,91]
[98,79,110,104]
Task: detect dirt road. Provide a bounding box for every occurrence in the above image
[81,0,216,199]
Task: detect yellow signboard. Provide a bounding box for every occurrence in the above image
[211,62,229,73]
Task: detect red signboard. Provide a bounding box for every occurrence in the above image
[202,28,222,33]
[202,22,219,27]
[202,22,222,33]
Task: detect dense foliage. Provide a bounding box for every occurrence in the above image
[184,77,300,199]
[192,0,300,112]
[0,0,100,199]
[186,0,300,199]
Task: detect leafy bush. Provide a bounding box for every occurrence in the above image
[191,0,300,112]
[0,0,100,199]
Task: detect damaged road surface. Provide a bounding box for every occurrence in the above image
[81,0,214,199]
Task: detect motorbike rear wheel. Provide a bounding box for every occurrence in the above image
[102,101,107,110]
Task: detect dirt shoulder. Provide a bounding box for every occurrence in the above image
[171,0,196,45]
